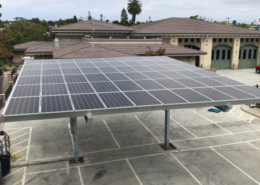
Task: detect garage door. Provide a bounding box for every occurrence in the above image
[239,45,258,69]
[211,45,232,70]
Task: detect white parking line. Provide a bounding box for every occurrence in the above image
[170,117,198,138]
[103,120,121,148]
[172,129,260,143]
[210,147,260,185]
[170,153,202,185]
[193,111,233,134]
[77,167,84,185]
[126,159,143,185]
[2,167,24,180]
[180,137,260,152]
[247,142,260,151]
[229,107,235,114]
[11,132,30,141]
[135,116,161,143]
[17,156,25,162]
[250,116,254,123]
[13,147,28,154]
[8,128,27,135]
[11,139,29,147]
[229,111,260,130]
[239,112,244,118]
[26,153,165,176]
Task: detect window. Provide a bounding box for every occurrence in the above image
[229,38,233,42]
[227,50,231,60]
[253,49,257,59]
[248,49,252,59]
[178,38,182,43]
[241,38,244,42]
[222,50,226,60]
[256,39,259,42]
[224,38,228,43]
[219,38,222,42]
[185,38,188,43]
[191,38,194,43]
[212,50,215,60]
[246,38,249,42]
[216,50,220,60]
[243,50,247,59]
[196,38,200,43]
[239,50,241,59]
[251,38,254,42]
[213,38,216,43]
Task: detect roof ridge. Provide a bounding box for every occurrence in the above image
[25,42,52,52]
[96,44,135,56]
[55,42,90,58]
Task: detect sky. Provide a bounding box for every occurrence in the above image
[1,0,260,24]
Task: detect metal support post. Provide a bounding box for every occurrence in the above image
[70,117,78,163]
[165,109,170,150]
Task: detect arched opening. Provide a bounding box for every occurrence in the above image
[239,45,258,69]
[184,45,200,67]
[211,45,232,70]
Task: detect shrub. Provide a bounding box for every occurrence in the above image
[3,64,8,71]
[145,46,166,56]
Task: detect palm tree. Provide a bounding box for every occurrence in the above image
[127,0,142,24]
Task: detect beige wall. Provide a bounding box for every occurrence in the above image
[200,37,213,69]
[231,37,241,69]
[172,56,196,66]
[169,38,178,46]
[13,51,24,63]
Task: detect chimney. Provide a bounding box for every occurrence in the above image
[106,19,109,23]
[54,38,59,47]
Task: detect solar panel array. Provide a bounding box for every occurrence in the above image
[3,56,260,120]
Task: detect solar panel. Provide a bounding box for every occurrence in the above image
[3,56,260,122]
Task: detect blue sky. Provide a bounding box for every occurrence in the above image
[1,0,260,24]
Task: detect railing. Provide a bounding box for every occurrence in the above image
[4,83,12,101]
[10,68,15,78]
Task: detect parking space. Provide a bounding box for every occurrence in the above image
[3,69,260,185]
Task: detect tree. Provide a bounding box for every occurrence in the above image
[112,20,119,24]
[73,15,78,23]
[40,19,49,29]
[88,11,92,20]
[121,8,128,22]
[220,21,228,25]
[100,14,103,21]
[31,17,40,24]
[3,22,50,44]
[236,23,249,29]
[190,15,199,19]
[232,20,237,26]
[127,0,142,24]
[0,34,14,59]
[14,17,27,22]
[48,20,55,26]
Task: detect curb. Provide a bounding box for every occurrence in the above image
[241,105,260,119]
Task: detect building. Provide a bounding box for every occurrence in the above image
[13,18,260,69]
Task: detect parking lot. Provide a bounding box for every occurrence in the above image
[3,69,260,185]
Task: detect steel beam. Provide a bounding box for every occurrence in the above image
[165,109,170,150]
[70,117,78,163]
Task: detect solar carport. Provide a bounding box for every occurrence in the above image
[2,56,260,163]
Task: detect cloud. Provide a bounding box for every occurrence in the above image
[0,0,259,24]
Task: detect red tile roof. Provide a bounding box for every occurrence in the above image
[132,17,260,35]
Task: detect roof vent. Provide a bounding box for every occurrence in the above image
[54,38,59,47]
[106,19,109,23]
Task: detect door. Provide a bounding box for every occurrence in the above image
[211,45,232,70]
[239,45,258,69]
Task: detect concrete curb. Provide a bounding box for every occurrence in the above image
[241,105,260,119]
